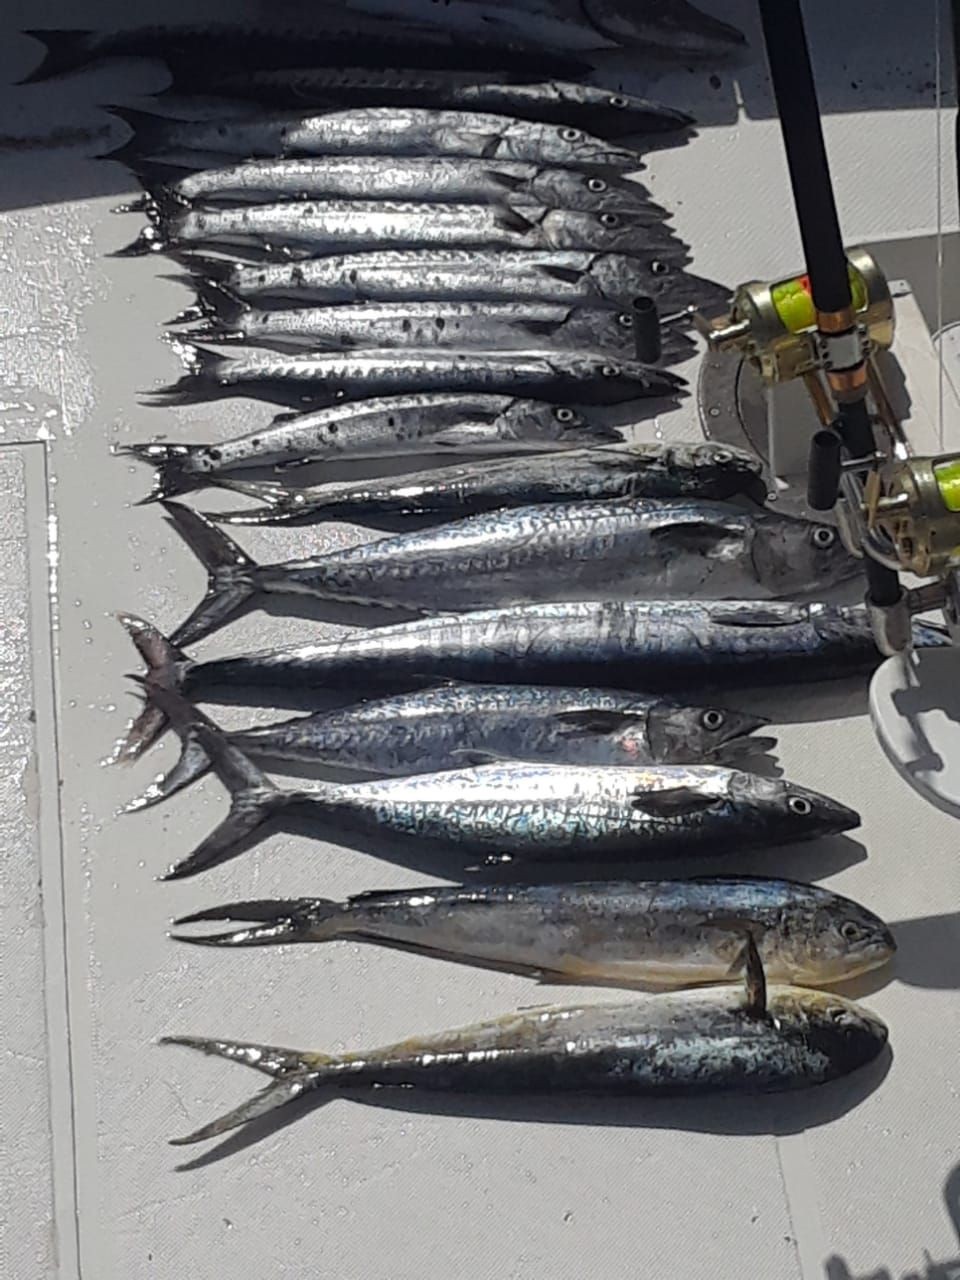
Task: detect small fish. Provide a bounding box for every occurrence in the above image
[172,876,895,989]
[117,200,674,260]
[162,974,885,1145]
[140,687,859,880]
[125,682,771,810]
[102,106,643,171]
[184,299,687,360]
[208,443,768,527]
[126,155,659,215]
[117,394,619,502]
[160,498,858,645]
[151,345,684,409]
[22,23,591,86]
[157,70,694,137]
[115,606,947,762]
[173,248,725,317]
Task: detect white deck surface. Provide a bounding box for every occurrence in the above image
[2,3,960,1278]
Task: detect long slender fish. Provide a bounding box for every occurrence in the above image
[120,200,674,260]
[157,72,693,137]
[173,876,895,988]
[103,107,644,170]
[127,156,658,214]
[23,24,593,85]
[153,345,684,408]
[126,682,771,810]
[176,249,728,312]
[208,443,768,527]
[119,394,616,502]
[161,498,858,645]
[184,300,688,359]
[115,605,947,760]
[143,687,858,880]
[162,976,886,1145]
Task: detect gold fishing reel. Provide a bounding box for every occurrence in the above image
[867,455,960,578]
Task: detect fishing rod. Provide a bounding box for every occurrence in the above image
[697,0,960,657]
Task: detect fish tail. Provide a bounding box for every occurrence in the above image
[98,104,182,164]
[122,720,213,812]
[162,264,245,325]
[147,686,287,880]
[18,29,93,83]
[111,613,190,762]
[171,896,345,947]
[143,343,231,406]
[113,441,205,503]
[163,500,260,645]
[162,1035,333,1145]
[108,224,167,257]
[206,478,307,527]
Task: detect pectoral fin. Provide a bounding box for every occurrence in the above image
[631,786,724,817]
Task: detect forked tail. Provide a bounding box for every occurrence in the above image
[162,1035,333,1145]
[163,500,261,644]
[112,441,207,503]
[110,613,190,762]
[171,897,342,946]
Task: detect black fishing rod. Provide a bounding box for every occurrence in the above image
[756,0,903,613]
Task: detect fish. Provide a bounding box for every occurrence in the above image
[156,71,694,137]
[117,199,675,260]
[125,156,658,215]
[207,443,769,527]
[124,682,772,810]
[21,23,592,85]
[101,106,644,171]
[150,345,684,408]
[182,299,690,360]
[140,687,859,880]
[159,498,858,645]
[175,249,725,315]
[162,970,885,1145]
[117,394,618,502]
[172,876,895,989]
[115,605,947,761]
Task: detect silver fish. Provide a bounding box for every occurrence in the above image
[103,106,643,169]
[24,22,594,86]
[161,498,858,645]
[162,981,885,1145]
[118,395,618,502]
[143,687,859,880]
[172,876,895,988]
[185,300,685,359]
[115,605,947,762]
[151,344,684,408]
[208,443,768,527]
[127,155,658,214]
[121,200,672,260]
[162,71,693,137]
[126,682,771,810]
[177,249,726,312]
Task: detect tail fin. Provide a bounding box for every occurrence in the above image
[110,614,190,761]
[206,479,308,526]
[161,1035,332,1145]
[112,441,206,503]
[147,686,287,880]
[163,501,260,645]
[163,269,248,326]
[98,105,185,164]
[143,342,232,406]
[171,897,342,947]
[109,224,166,257]
[123,720,213,811]
[18,29,94,83]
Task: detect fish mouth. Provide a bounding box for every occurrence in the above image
[713,731,778,762]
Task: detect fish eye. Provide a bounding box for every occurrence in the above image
[608,94,629,108]
[600,363,621,377]
[554,406,575,422]
[560,127,583,141]
[828,1006,848,1024]
[701,709,726,731]
[840,921,863,942]
[713,449,733,464]
[788,795,813,816]
[811,525,837,548]
[600,212,620,228]
[587,176,607,193]
[650,259,670,275]
[617,312,633,328]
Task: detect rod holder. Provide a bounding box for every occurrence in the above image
[631,295,661,364]
[807,428,842,510]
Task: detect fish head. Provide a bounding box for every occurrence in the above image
[775,895,897,986]
[690,444,768,504]
[498,399,590,444]
[580,0,747,59]
[548,84,693,137]
[538,123,642,171]
[750,513,860,595]
[645,704,771,762]
[728,772,861,844]
[549,208,671,254]
[570,357,685,401]
[768,988,889,1079]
